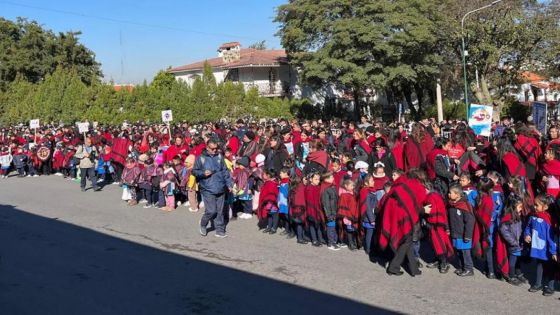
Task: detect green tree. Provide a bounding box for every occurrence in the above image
[248,40,267,50]
[275,0,449,120]
[0,17,101,90]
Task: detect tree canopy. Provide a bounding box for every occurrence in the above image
[0,17,102,90]
[275,0,560,120]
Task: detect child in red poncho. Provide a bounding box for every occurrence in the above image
[541,149,560,198]
[305,173,326,246]
[289,176,308,244]
[338,179,359,250]
[258,169,279,234]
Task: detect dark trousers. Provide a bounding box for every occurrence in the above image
[80,167,98,189]
[267,212,279,230]
[16,167,25,176]
[200,191,226,234]
[295,224,304,241]
[364,228,374,254]
[457,249,474,271]
[388,235,419,274]
[327,225,338,246]
[309,221,325,243]
[534,258,555,288]
[145,187,159,205]
[508,254,522,278]
[486,248,495,274]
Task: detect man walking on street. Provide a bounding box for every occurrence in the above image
[75,137,101,192]
[193,138,233,238]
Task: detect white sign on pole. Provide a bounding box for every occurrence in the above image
[161,110,173,122]
[78,122,90,134]
[29,119,40,129]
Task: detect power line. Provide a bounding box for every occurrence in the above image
[0,0,261,40]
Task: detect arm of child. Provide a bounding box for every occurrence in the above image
[523,218,532,243]
[546,223,558,259]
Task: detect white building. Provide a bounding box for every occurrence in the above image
[169,42,296,98]
[509,72,560,103]
[169,42,389,117]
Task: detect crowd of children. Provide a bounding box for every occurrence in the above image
[1,116,560,296]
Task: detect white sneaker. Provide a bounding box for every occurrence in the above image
[143,204,152,209]
[238,213,247,219]
[177,201,182,206]
[112,182,120,185]
[26,175,32,177]
[189,207,199,213]
[199,201,205,208]
[33,175,39,177]
[139,199,148,204]
[55,172,63,176]
[97,179,104,183]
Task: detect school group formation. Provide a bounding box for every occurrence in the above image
[1,116,560,296]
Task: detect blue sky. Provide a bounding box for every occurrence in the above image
[0,0,285,83]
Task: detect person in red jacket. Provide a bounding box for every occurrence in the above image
[164,135,189,162]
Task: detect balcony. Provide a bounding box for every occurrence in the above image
[243,81,289,97]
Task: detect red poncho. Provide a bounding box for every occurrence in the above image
[305,184,324,224]
[379,178,427,251]
[359,186,377,218]
[426,192,453,258]
[473,194,493,259]
[257,179,279,220]
[289,183,307,223]
[426,149,448,181]
[111,138,132,166]
[337,191,359,229]
[392,141,404,170]
[495,212,513,276]
[515,134,541,170]
[404,134,434,171]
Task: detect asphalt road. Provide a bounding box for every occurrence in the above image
[0,176,557,314]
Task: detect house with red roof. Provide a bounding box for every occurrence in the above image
[169,42,296,97]
[511,71,560,104]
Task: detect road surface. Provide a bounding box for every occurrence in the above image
[0,176,557,314]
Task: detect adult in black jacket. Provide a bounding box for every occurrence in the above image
[263,136,290,174]
[368,138,396,176]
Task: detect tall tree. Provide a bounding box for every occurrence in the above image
[275,0,449,119]
[0,17,101,90]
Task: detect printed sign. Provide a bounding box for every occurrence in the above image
[468,104,493,137]
[161,110,173,122]
[532,102,547,134]
[29,119,40,129]
[78,122,90,134]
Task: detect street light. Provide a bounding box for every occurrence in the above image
[461,0,503,118]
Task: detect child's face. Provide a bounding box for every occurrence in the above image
[332,162,340,172]
[311,175,320,186]
[375,168,384,177]
[515,203,523,214]
[225,151,232,158]
[545,150,554,161]
[488,176,498,184]
[345,182,355,191]
[535,201,547,212]
[367,177,375,187]
[280,171,289,179]
[459,177,470,187]
[391,172,400,181]
[323,175,334,184]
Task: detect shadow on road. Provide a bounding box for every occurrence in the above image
[0,204,399,315]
